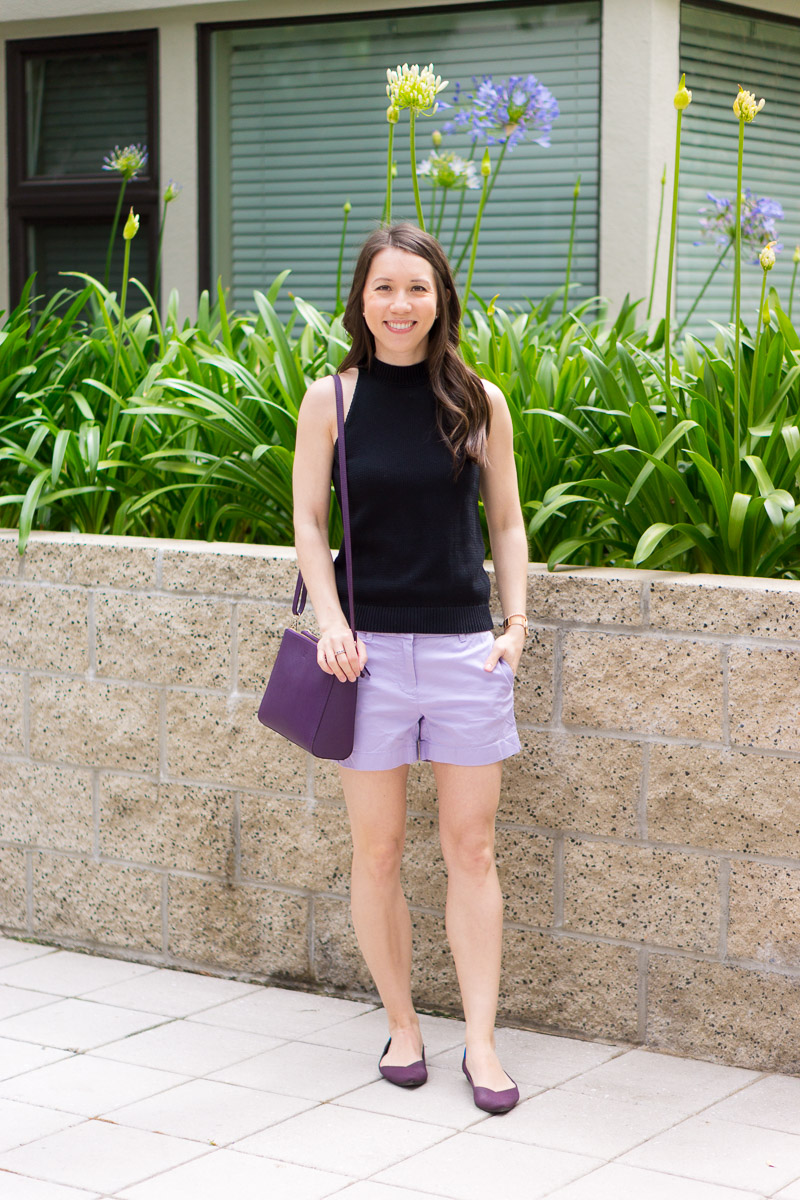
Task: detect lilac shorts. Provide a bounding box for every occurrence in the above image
[336,630,520,772]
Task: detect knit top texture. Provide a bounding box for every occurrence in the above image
[332,358,492,634]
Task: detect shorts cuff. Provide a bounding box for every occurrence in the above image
[420,731,521,767]
[336,739,418,771]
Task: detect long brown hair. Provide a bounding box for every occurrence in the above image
[339,223,491,471]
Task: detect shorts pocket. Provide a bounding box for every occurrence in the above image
[497,655,516,680]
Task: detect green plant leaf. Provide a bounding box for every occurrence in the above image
[728,492,751,551]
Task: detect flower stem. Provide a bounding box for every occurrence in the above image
[384,124,395,224]
[664,108,684,433]
[153,197,168,307]
[111,233,132,396]
[733,115,745,492]
[336,202,351,313]
[448,143,475,258]
[103,180,127,291]
[430,181,437,229]
[409,112,425,230]
[435,189,447,239]
[563,174,581,318]
[747,267,768,450]
[455,144,507,276]
[484,141,508,207]
[790,260,799,320]
[675,241,731,338]
[462,167,490,313]
[647,164,667,321]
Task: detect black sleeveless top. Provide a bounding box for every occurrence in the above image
[331,358,492,634]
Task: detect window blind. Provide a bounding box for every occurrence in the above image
[25,50,149,178]
[210,1,600,315]
[678,3,800,336]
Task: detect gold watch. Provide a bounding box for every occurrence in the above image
[503,613,528,633]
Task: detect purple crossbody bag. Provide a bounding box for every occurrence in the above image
[257,374,360,759]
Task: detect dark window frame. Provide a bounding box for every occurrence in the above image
[6,28,160,305]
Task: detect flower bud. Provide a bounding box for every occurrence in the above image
[733,86,765,122]
[573,174,581,199]
[386,104,399,124]
[123,207,140,240]
[481,148,491,178]
[432,129,442,147]
[163,180,182,204]
[674,74,692,110]
[759,241,777,271]
[486,293,500,316]
[343,199,351,214]
[794,245,800,265]
[390,161,398,179]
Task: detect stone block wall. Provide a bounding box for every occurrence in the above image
[1,530,800,1071]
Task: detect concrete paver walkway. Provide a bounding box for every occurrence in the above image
[0,935,799,1199]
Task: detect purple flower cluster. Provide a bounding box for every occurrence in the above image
[443,74,559,150]
[696,189,784,262]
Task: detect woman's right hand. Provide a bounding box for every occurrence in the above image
[317,624,368,683]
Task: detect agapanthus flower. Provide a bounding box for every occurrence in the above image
[443,74,559,149]
[102,144,148,180]
[696,189,784,262]
[163,180,182,204]
[416,152,480,190]
[733,86,765,122]
[386,63,448,115]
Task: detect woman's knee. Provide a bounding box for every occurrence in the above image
[441,831,496,879]
[352,836,405,884]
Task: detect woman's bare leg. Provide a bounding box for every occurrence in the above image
[434,760,513,1091]
[339,763,422,1066]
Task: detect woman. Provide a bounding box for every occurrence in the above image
[293,223,528,1114]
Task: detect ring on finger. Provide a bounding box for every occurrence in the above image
[334,649,347,656]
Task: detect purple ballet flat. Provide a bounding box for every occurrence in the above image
[378,1038,428,1088]
[462,1051,519,1114]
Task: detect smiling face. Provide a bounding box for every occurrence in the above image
[361,247,440,366]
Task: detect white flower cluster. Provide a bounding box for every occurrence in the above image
[386,63,448,116]
[733,86,765,122]
[416,152,479,190]
[102,144,148,180]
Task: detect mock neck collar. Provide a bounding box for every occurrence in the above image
[368,357,430,388]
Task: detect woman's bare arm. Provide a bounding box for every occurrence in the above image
[479,381,529,673]
[292,373,365,682]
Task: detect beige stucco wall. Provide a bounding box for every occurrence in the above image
[1,0,798,322]
[2,529,800,1071]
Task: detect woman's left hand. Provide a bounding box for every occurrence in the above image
[483,625,525,676]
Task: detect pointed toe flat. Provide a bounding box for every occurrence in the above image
[462,1051,519,1114]
[378,1037,428,1088]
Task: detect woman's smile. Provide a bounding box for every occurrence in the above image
[384,319,416,333]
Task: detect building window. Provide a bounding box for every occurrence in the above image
[6,29,159,307]
[200,2,600,313]
[678,2,800,333]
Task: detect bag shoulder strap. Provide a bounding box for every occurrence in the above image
[292,373,356,636]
